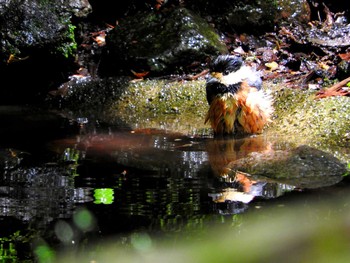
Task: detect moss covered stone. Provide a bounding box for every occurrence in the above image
[112,79,349,162]
[57,75,349,163]
[112,79,210,134]
[102,8,228,76]
[266,85,350,164]
[270,86,350,147]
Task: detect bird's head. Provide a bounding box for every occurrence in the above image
[208,55,244,86]
[206,55,262,95]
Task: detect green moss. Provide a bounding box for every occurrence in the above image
[56,22,77,58]
[112,79,211,134]
[322,78,339,88]
[267,85,350,162]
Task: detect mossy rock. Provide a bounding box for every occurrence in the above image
[229,145,347,188]
[270,86,350,149]
[110,79,349,163]
[56,76,350,164]
[0,0,90,61]
[262,85,350,165]
[112,79,210,135]
[101,8,227,76]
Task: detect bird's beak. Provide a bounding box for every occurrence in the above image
[211,72,223,80]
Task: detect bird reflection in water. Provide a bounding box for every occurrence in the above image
[204,55,282,207]
[206,136,293,206]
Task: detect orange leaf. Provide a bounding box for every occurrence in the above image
[339,53,350,61]
[131,70,149,79]
[7,54,29,64]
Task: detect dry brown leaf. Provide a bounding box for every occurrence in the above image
[339,53,350,61]
[315,76,350,99]
[131,70,150,79]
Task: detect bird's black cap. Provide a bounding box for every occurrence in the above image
[209,55,243,75]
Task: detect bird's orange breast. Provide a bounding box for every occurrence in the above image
[205,93,238,134]
[205,81,273,135]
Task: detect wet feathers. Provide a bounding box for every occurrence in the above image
[205,55,274,136]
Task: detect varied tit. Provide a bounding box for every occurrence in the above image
[205,55,273,136]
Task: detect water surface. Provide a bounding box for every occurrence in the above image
[0,106,348,262]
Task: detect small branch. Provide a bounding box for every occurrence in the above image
[185,69,209,80]
[315,76,350,99]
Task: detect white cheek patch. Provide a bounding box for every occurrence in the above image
[220,66,259,86]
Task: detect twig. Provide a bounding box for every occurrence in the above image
[185,69,209,80]
[315,76,350,99]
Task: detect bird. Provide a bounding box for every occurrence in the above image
[205,55,274,136]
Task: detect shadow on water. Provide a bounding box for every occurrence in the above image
[0,106,348,262]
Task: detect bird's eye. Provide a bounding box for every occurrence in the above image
[223,70,230,75]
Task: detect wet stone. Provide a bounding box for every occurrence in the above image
[101,7,227,76]
[228,145,347,189]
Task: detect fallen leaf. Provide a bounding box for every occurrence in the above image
[339,53,350,61]
[131,70,149,79]
[308,84,320,90]
[91,31,106,46]
[265,61,279,71]
[318,61,329,70]
[7,54,29,64]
